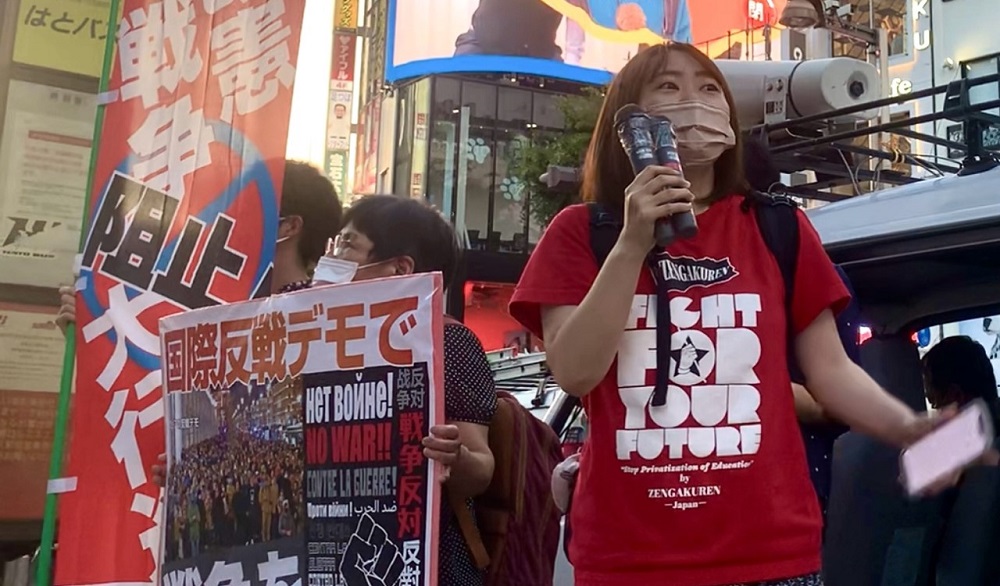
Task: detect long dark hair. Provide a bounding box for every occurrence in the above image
[743,136,782,194]
[923,335,1000,429]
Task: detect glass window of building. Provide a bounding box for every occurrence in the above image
[459,82,499,248]
[433,77,462,118]
[417,78,590,252]
[498,87,532,127]
[833,0,908,61]
[463,81,498,124]
[457,83,497,246]
[874,0,909,58]
[394,84,417,197]
[428,78,462,216]
[961,55,1000,152]
[463,122,496,248]
[493,128,529,251]
[527,184,546,244]
[965,56,1000,118]
[394,78,431,199]
[532,92,564,130]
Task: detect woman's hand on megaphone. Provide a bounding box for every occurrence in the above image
[621,165,693,254]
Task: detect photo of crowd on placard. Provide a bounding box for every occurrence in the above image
[164,377,305,562]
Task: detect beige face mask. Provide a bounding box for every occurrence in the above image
[648,101,736,166]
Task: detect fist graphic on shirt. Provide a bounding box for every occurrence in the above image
[676,342,698,374]
[671,336,712,382]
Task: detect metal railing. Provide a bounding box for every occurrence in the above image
[756,71,1000,199]
[541,72,1000,202]
[486,348,561,416]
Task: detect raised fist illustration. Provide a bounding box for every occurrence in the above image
[339,513,404,586]
[677,342,698,375]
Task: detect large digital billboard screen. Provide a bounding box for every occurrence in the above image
[387,0,787,84]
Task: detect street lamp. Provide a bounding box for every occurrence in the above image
[780,0,869,42]
[780,0,878,60]
[779,0,825,29]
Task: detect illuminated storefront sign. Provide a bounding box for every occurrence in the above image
[13,0,113,78]
[747,0,777,27]
[334,0,359,32]
[325,32,356,197]
[326,0,359,197]
[891,77,913,96]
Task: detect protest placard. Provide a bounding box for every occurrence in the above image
[158,273,444,586]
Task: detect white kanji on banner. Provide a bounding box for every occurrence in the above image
[210,0,296,122]
[204,561,251,586]
[118,0,205,108]
[82,284,170,390]
[399,540,422,586]
[127,94,217,195]
[136,487,164,583]
[105,370,163,489]
[202,0,231,14]
[257,551,301,586]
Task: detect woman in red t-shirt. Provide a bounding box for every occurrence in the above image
[509,43,937,586]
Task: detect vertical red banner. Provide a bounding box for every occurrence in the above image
[55,0,305,584]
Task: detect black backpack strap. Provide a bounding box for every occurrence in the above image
[568,202,621,424]
[586,202,672,407]
[565,202,622,423]
[753,192,800,306]
[650,271,672,407]
[587,202,622,268]
[751,191,803,382]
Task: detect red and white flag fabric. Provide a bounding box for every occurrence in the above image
[55,0,305,583]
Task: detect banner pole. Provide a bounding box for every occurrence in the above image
[36,1,121,584]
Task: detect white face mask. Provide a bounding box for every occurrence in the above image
[647,101,736,166]
[312,257,359,285]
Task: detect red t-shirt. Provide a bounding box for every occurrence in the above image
[510,196,850,586]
